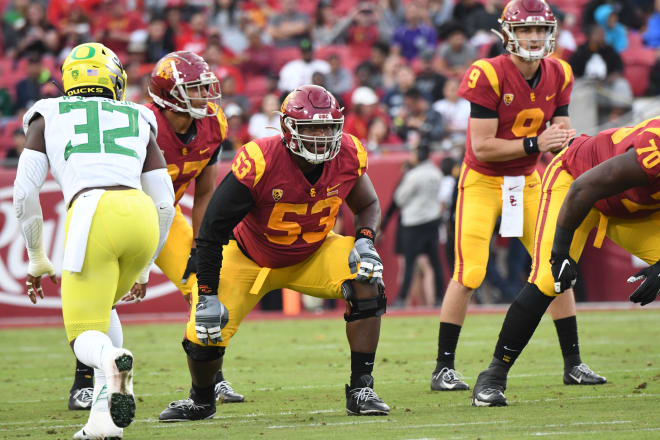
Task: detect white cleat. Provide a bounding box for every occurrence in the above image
[103,348,135,428]
[73,410,123,439]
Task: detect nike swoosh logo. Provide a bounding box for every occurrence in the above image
[200,148,210,154]
[558,259,570,279]
[546,93,556,101]
[528,183,538,188]
[443,352,453,356]
[508,185,520,191]
[327,183,341,192]
[569,373,582,383]
[503,345,520,352]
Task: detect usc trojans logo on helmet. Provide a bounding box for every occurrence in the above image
[155,57,180,81]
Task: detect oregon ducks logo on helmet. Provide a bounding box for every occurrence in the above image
[62,43,127,100]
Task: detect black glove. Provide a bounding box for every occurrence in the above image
[181,248,197,284]
[628,262,660,306]
[550,252,578,294]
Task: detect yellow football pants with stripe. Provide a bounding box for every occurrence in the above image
[529,150,660,296]
[452,163,541,289]
[155,204,196,297]
[61,190,159,342]
[185,232,357,347]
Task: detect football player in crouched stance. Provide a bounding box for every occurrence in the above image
[14,42,175,438]
[471,117,660,406]
[159,84,390,421]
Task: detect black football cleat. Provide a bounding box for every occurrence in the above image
[215,381,244,403]
[68,387,93,410]
[430,367,470,391]
[159,398,216,422]
[345,375,390,416]
[472,369,508,407]
[564,363,607,385]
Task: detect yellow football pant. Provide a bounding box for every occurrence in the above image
[185,232,356,347]
[452,164,541,289]
[62,190,159,342]
[529,150,660,296]
[155,205,196,297]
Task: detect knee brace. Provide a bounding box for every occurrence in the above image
[182,339,226,362]
[342,280,387,322]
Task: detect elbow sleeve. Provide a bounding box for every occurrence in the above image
[13,150,49,255]
[141,168,175,261]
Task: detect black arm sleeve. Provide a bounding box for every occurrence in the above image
[195,171,255,295]
[552,104,569,118]
[207,144,222,166]
[470,102,498,119]
[380,199,399,232]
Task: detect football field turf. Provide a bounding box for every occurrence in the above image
[2,309,660,439]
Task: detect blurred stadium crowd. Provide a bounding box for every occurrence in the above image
[2,0,660,167]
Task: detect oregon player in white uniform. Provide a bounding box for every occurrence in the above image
[13,43,175,440]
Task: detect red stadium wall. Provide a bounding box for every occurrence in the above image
[0,155,642,319]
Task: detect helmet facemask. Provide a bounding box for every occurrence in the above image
[170,70,222,119]
[496,20,557,61]
[282,116,343,164]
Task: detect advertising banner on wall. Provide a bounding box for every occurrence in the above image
[0,155,642,322]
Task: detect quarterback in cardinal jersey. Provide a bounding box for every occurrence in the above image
[431,0,604,396]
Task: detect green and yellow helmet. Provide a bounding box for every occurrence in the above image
[61,43,127,100]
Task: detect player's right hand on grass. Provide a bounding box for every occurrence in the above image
[628,261,660,306]
[195,294,229,345]
[550,252,578,294]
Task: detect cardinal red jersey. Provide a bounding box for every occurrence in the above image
[230,133,369,268]
[146,102,228,203]
[459,54,573,176]
[563,117,660,218]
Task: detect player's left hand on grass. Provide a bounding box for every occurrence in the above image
[195,295,229,345]
[122,282,147,303]
[25,255,57,304]
[349,238,384,285]
[628,261,660,306]
[550,252,578,294]
[181,248,197,284]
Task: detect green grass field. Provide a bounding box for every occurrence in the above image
[2,309,660,439]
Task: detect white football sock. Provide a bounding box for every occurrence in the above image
[108,308,123,348]
[73,330,113,370]
[91,367,108,412]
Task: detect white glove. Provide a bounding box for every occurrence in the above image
[348,238,384,284]
[27,251,55,279]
